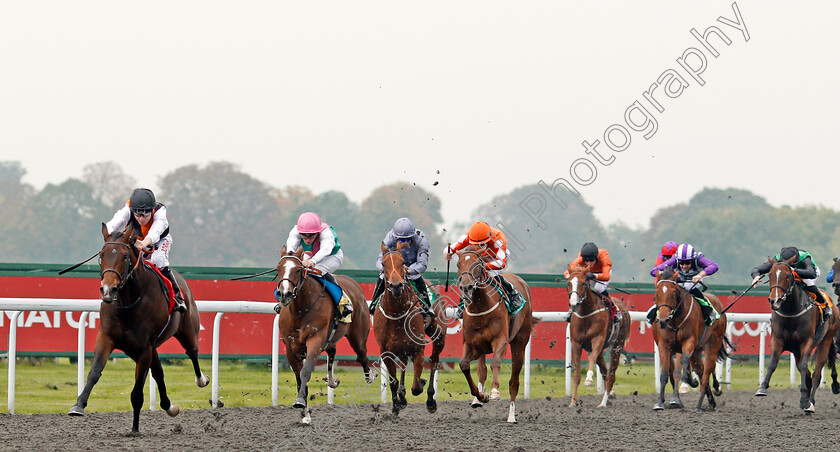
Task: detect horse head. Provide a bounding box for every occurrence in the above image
[832,257,840,297]
[653,268,682,329]
[767,259,796,312]
[274,246,307,308]
[98,223,140,303]
[456,246,488,301]
[381,242,407,298]
[565,264,590,313]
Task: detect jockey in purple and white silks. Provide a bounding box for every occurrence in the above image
[648,243,720,326]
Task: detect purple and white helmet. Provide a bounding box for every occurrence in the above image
[676,243,696,262]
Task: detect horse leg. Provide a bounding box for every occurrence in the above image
[294,338,323,412]
[695,342,719,412]
[472,355,488,407]
[794,347,813,410]
[130,348,154,434]
[506,342,526,423]
[654,345,671,411]
[756,338,783,396]
[384,358,402,415]
[808,340,830,413]
[411,352,425,397]
[425,329,445,413]
[586,335,606,387]
[398,365,408,408]
[69,333,114,416]
[459,345,488,406]
[570,342,583,407]
[175,331,209,388]
[489,336,506,402]
[148,349,179,417]
[830,339,840,394]
[346,322,375,384]
[323,346,340,389]
[594,351,610,407]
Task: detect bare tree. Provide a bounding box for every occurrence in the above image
[82,162,137,210]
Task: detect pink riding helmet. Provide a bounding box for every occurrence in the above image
[296,212,328,234]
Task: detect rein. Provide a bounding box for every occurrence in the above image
[768,263,815,318]
[275,255,327,319]
[569,273,608,319]
[379,250,419,321]
[458,250,502,318]
[100,241,142,294]
[655,279,696,331]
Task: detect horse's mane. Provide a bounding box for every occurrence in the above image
[567,264,588,274]
[659,267,675,280]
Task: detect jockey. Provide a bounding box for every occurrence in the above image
[283,212,353,322]
[444,221,523,319]
[655,240,679,268]
[751,246,831,322]
[369,217,434,317]
[827,259,839,284]
[564,242,620,323]
[105,188,186,313]
[650,243,720,325]
[645,240,678,322]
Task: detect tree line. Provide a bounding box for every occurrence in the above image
[3,160,840,286]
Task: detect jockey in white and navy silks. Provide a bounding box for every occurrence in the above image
[105,188,186,313]
[369,217,433,316]
[648,243,720,325]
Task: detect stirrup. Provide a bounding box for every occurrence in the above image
[174,297,187,313]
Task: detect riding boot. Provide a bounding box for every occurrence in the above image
[322,272,337,285]
[411,278,435,318]
[646,305,657,324]
[456,297,465,319]
[370,276,385,315]
[496,276,523,313]
[805,285,831,323]
[699,304,716,326]
[160,267,187,313]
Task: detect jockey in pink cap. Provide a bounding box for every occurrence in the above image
[283,212,352,321]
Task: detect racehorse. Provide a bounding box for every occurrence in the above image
[373,242,446,415]
[455,246,533,423]
[652,268,730,411]
[755,259,840,411]
[69,223,209,434]
[566,265,630,407]
[275,246,376,424]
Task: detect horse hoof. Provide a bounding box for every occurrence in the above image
[196,374,210,388]
[800,399,811,410]
[412,387,423,397]
[833,383,840,395]
[608,390,617,399]
[426,401,437,413]
[166,404,180,417]
[653,402,665,411]
[128,430,141,437]
[301,410,312,425]
[584,379,594,387]
[392,406,401,415]
[668,401,683,409]
[490,388,501,400]
[679,382,691,394]
[471,397,484,409]
[755,388,767,397]
[68,405,85,416]
[293,398,307,409]
[420,378,427,389]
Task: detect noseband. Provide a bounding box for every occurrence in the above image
[768,263,796,305]
[768,263,813,317]
[100,241,140,292]
[458,250,490,288]
[276,255,307,300]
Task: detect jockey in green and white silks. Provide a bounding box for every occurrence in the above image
[369,217,435,317]
[283,212,352,322]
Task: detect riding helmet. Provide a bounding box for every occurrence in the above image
[129,188,156,212]
[393,217,416,239]
[660,240,679,257]
[467,221,492,244]
[676,243,696,262]
[581,243,599,260]
[780,246,799,261]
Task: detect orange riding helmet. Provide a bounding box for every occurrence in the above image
[467,221,492,245]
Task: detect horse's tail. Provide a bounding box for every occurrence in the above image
[717,335,735,363]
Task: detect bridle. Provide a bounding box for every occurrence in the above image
[655,279,695,331]
[379,249,417,320]
[768,262,813,317]
[100,241,141,292]
[274,254,327,318]
[567,271,607,318]
[457,249,501,317]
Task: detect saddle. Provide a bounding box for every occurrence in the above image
[143,261,176,313]
[597,292,621,324]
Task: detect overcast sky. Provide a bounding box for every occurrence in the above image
[2,1,838,230]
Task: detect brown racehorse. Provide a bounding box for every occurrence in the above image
[373,242,446,415]
[275,246,375,424]
[566,265,630,407]
[455,246,533,423]
[69,223,209,434]
[652,268,730,412]
[754,260,840,411]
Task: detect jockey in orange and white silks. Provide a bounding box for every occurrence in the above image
[105,188,186,312]
[444,221,522,318]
